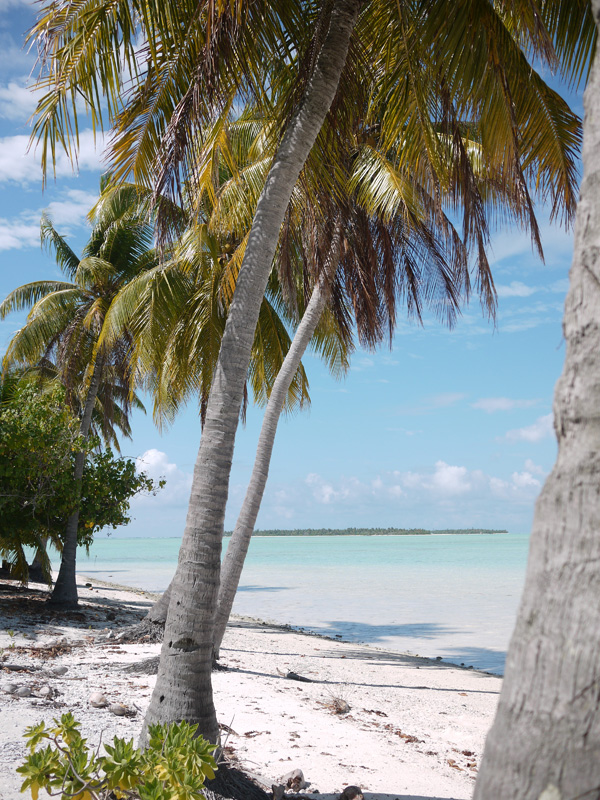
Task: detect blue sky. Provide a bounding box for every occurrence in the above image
[0,2,579,536]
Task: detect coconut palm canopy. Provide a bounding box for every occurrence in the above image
[23,0,597,759]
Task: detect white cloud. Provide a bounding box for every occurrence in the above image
[0,189,98,251]
[524,459,546,476]
[0,0,32,9]
[0,218,39,250]
[511,471,541,489]
[260,458,544,531]
[506,414,554,442]
[496,281,538,298]
[0,130,105,185]
[429,461,471,495]
[133,449,192,507]
[430,392,466,408]
[46,189,98,228]
[472,397,539,413]
[0,80,37,122]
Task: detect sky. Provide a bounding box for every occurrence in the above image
[0,2,582,537]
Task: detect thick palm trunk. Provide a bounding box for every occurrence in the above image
[140,0,362,747]
[474,17,600,798]
[49,358,103,608]
[213,222,342,658]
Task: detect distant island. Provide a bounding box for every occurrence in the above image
[224,527,508,537]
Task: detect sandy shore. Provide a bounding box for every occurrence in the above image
[0,576,501,800]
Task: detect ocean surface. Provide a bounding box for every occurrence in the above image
[80,532,530,675]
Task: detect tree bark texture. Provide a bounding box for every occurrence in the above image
[146,583,171,624]
[140,0,362,747]
[49,357,104,608]
[213,222,342,658]
[474,13,600,798]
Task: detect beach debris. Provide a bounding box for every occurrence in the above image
[3,682,19,693]
[51,666,68,676]
[271,785,286,800]
[89,691,109,708]
[219,723,238,736]
[362,708,387,717]
[14,686,32,697]
[1,663,39,672]
[338,787,363,800]
[280,768,308,792]
[280,671,314,683]
[108,703,131,716]
[38,685,54,699]
[319,688,351,715]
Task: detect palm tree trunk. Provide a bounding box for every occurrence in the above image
[474,19,600,798]
[146,583,172,624]
[140,0,362,747]
[49,357,103,608]
[213,221,342,658]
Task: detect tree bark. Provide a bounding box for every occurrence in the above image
[140,0,362,747]
[474,12,600,798]
[213,221,342,658]
[145,583,172,624]
[49,357,103,608]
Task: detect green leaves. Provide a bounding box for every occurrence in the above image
[0,382,162,583]
[18,715,217,800]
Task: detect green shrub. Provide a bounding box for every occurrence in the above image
[17,713,217,800]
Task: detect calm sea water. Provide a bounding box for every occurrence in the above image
[80,533,530,675]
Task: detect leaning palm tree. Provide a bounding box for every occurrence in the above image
[27,0,595,755]
[0,184,160,607]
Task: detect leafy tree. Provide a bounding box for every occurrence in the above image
[0,384,161,584]
[26,0,596,750]
[0,384,83,582]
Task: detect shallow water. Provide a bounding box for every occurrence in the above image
[81,532,530,674]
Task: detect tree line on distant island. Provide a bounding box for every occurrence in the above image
[231,527,508,536]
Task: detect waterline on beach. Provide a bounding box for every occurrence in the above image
[81,532,529,674]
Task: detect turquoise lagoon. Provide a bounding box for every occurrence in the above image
[80,532,530,675]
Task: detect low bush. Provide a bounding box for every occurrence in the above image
[17,713,217,800]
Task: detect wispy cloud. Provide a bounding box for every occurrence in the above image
[0,130,105,185]
[472,397,539,413]
[0,189,98,251]
[0,79,37,122]
[506,414,554,442]
[0,217,38,250]
[429,392,466,408]
[496,279,571,300]
[496,281,538,298]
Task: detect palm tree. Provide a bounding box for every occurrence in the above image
[0,184,159,607]
[26,0,594,752]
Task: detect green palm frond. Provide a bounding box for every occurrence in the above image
[40,213,80,277]
[0,281,77,320]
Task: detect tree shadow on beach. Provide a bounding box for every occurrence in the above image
[225,618,505,676]
[0,578,153,638]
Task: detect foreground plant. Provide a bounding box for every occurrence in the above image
[17,713,217,800]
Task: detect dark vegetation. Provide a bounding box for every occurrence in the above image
[240,527,508,537]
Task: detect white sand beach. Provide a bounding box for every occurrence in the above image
[0,576,501,800]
